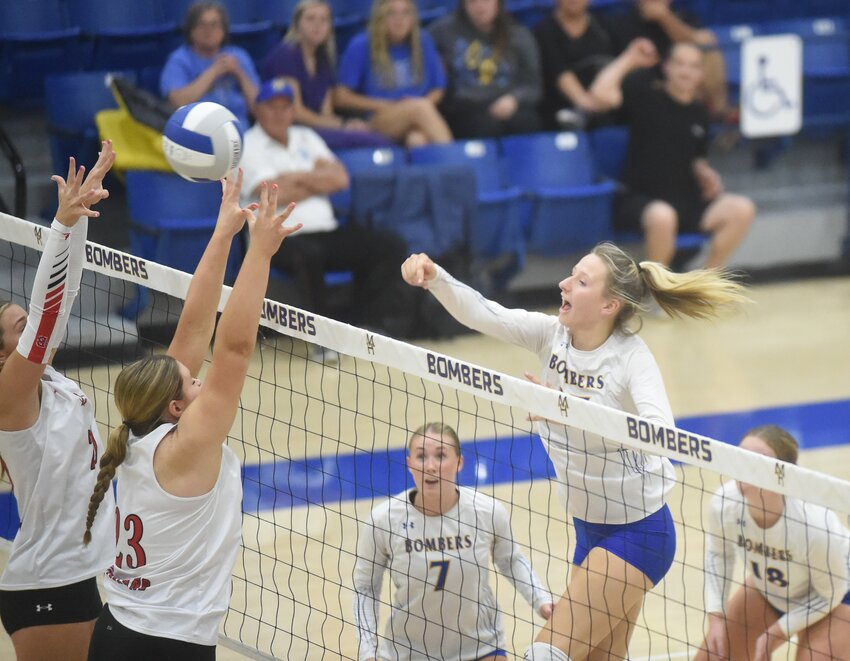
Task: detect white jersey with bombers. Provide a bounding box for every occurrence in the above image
[104,423,242,646]
[353,487,551,661]
[428,267,676,524]
[704,480,850,637]
[0,366,114,589]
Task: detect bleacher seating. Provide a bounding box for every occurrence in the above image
[409,140,525,273]
[68,0,177,74]
[332,146,408,222]
[500,131,616,257]
[0,0,82,105]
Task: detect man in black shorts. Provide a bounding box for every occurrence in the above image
[591,39,754,268]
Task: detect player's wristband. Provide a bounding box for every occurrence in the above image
[16,219,80,364]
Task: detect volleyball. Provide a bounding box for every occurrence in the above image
[162,102,243,183]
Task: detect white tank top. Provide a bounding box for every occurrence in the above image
[104,423,242,646]
[0,366,114,590]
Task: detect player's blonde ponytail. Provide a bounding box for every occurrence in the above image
[83,355,183,545]
[592,242,749,331]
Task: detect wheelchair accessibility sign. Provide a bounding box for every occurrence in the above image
[741,34,802,138]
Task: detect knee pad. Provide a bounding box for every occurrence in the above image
[524,642,571,661]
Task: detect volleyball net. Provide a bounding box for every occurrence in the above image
[2,211,849,660]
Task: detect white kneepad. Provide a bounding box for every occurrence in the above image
[524,642,572,661]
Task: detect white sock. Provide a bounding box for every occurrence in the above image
[523,642,571,661]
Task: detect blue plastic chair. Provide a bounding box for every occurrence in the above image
[409,140,525,270]
[505,0,551,29]
[125,171,241,280]
[258,0,301,29]
[761,18,850,130]
[44,71,129,176]
[0,0,82,105]
[418,0,451,25]
[500,132,616,256]
[710,23,762,90]
[693,0,785,26]
[68,0,177,73]
[332,146,408,221]
[588,125,629,182]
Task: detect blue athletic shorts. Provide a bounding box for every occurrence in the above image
[472,650,506,660]
[572,504,676,585]
[773,590,850,617]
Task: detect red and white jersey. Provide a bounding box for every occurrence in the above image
[0,366,114,589]
[353,487,551,661]
[104,423,242,646]
[429,267,676,524]
[705,480,850,637]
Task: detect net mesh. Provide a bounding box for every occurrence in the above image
[1,212,849,660]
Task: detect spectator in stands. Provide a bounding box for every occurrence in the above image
[160,1,260,127]
[240,78,412,337]
[591,40,754,268]
[429,0,543,139]
[534,0,615,130]
[334,0,453,147]
[260,0,393,150]
[596,0,730,119]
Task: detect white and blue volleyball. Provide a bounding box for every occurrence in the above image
[162,102,243,182]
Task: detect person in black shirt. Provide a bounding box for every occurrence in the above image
[591,39,754,268]
[534,0,615,129]
[597,0,730,119]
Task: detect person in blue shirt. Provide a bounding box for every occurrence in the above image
[334,0,453,147]
[160,1,260,128]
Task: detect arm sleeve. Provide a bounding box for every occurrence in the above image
[509,26,543,105]
[624,344,675,425]
[703,487,739,615]
[778,510,850,637]
[352,511,389,661]
[17,218,86,364]
[491,500,552,610]
[427,265,559,356]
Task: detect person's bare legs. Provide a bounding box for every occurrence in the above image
[641,200,678,266]
[700,193,756,268]
[694,577,779,661]
[534,548,652,661]
[586,598,643,661]
[11,619,97,661]
[796,603,850,661]
[370,98,452,145]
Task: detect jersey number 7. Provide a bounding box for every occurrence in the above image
[429,560,450,591]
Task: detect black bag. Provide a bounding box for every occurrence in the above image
[109,75,174,134]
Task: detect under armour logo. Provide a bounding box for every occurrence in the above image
[35,603,53,612]
[402,521,414,530]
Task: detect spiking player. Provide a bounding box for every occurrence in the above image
[696,425,850,661]
[402,244,748,661]
[353,422,554,661]
[83,175,301,660]
[0,144,115,660]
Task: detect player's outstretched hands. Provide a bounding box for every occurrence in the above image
[401,253,437,289]
[216,168,255,239]
[245,182,302,259]
[53,140,116,227]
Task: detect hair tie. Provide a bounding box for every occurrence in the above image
[122,420,131,427]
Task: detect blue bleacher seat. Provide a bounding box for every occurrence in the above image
[506,0,551,29]
[500,132,616,257]
[0,0,83,105]
[409,140,525,276]
[259,0,301,29]
[125,170,242,281]
[711,23,762,91]
[44,71,128,176]
[693,0,788,26]
[760,17,850,130]
[332,146,407,221]
[68,0,177,73]
[418,0,452,25]
[588,125,629,181]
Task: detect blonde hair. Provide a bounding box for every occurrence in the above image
[368,0,423,87]
[83,355,183,544]
[591,242,750,332]
[284,0,337,66]
[408,422,461,455]
[744,424,799,465]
